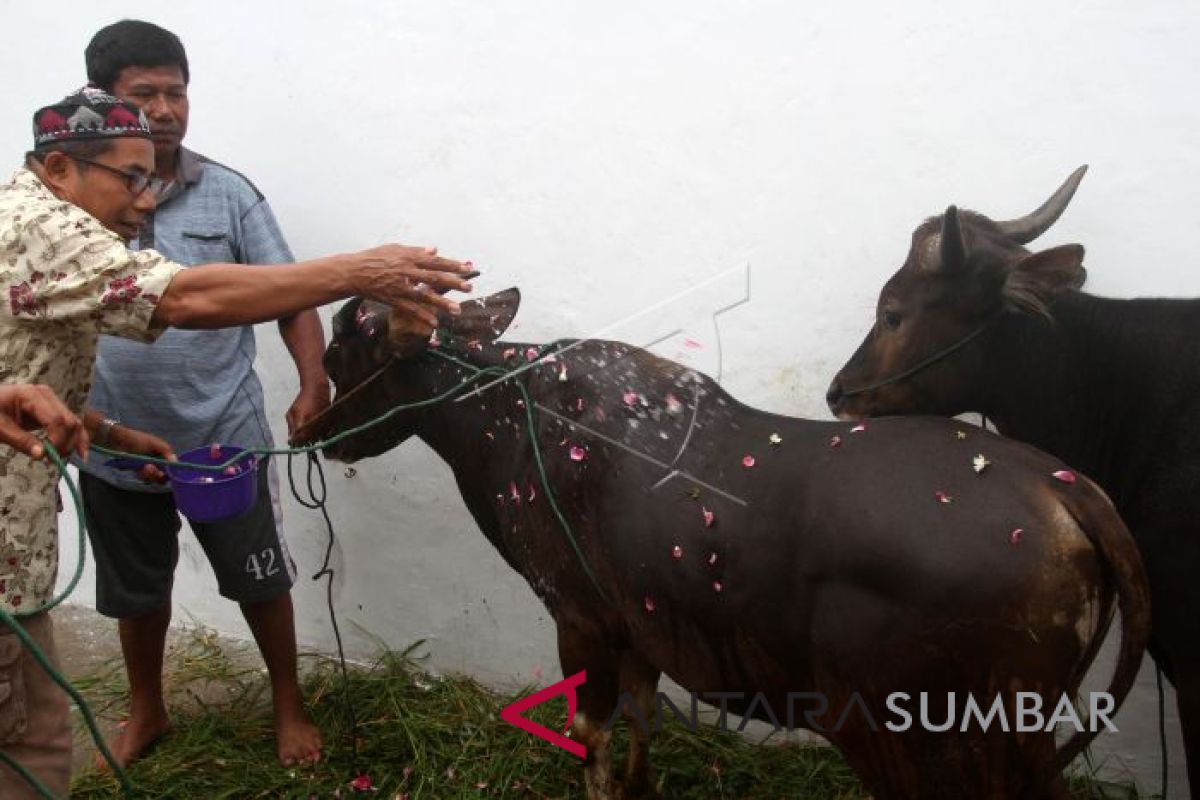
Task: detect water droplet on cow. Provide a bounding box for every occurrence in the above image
[1009,528,1024,546]
[671,545,683,560]
[935,490,953,504]
[707,552,719,567]
[973,454,990,474]
[830,435,842,448]
[851,423,867,433]
[712,580,723,593]
[769,433,782,445]
[644,595,657,613]
[702,507,715,527]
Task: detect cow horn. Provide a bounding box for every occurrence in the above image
[995,165,1088,245]
[938,205,966,273]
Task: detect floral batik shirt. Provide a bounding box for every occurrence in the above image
[0,167,183,613]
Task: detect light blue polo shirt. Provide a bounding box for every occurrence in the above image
[81,148,293,491]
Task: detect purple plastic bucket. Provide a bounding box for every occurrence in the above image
[166,445,258,523]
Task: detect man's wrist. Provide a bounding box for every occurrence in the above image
[94,417,120,447]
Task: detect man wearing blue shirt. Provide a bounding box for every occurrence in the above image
[80,20,329,768]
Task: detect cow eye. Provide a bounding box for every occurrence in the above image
[881,310,902,330]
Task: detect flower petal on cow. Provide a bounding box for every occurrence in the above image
[1052,470,1077,484]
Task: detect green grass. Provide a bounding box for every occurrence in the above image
[66,629,1150,799]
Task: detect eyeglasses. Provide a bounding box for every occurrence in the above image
[68,156,162,196]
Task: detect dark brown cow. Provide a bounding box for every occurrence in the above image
[827,166,1200,798]
[300,290,1148,800]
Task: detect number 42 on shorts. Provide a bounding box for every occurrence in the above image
[245,548,280,581]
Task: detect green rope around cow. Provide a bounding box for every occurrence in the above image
[0,341,604,799]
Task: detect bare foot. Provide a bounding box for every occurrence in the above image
[95,711,172,770]
[275,702,322,767]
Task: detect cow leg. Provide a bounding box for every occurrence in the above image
[618,650,661,799]
[557,624,621,800]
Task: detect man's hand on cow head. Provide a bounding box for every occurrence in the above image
[350,243,475,315]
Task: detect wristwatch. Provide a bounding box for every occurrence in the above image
[95,417,120,447]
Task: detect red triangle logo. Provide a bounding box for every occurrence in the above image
[500,670,587,759]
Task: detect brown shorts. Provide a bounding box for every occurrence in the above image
[0,611,71,799]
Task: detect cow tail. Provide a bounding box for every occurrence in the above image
[1043,480,1152,790]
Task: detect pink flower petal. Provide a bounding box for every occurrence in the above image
[712,580,724,593]
[851,423,867,433]
[1052,470,1076,484]
[485,431,494,440]
[525,346,541,362]
[702,506,715,528]
[558,364,568,382]
[623,390,639,406]
[644,595,656,613]
[742,455,755,468]
[684,338,703,349]
[665,394,683,414]
[1009,528,1023,546]
[575,398,585,412]
[509,481,521,503]
[209,443,222,460]
[429,330,441,348]
[935,490,953,504]
[707,552,719,567]
[527,482,537,503]
[350,773,374,791]
[671,545,683,560]
[829,435,842,448]
[569,446,587,462]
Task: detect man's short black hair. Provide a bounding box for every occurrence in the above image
[85,20,190,91]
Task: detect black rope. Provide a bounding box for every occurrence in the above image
[286,451,361,776]
[839,321,992,397]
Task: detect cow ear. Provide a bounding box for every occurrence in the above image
[1003,244,1087,314]
[446,288,521,342]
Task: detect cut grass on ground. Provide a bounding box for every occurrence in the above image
[66,629,1148,799]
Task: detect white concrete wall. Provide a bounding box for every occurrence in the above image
[2,0,1194,794]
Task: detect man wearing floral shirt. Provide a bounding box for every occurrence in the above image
[0,86,473,797]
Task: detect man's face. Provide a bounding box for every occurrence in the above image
[110,65,189,164]
[47,138,158,241]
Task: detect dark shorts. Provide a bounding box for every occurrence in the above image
[80,458,296,618]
